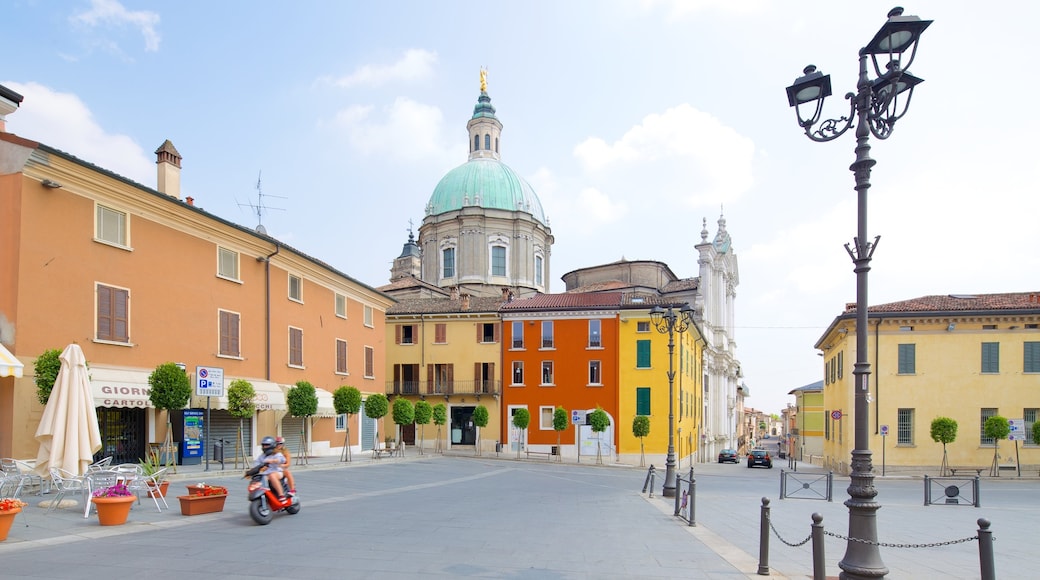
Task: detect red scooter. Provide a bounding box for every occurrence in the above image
[244,464,301,525]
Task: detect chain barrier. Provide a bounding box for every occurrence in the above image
[766,511,812,547]
[822,529,984,549]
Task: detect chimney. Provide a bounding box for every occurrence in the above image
[460,294,471,310]
[186,196,194,206]
[501,287,511,301]
[450,286,460,300]
[0,84,24,133]
[155,139,182,199]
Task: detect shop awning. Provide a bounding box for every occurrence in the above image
[279,385,338,417]
[89,367,153,408]
[191,380,287,412]
[0,343,24,378]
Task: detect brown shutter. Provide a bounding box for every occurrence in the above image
[488,363,495,393]
[476,324,482,343]
[446,364,454,395]
[97,285,112,340]
[436,324,446,343]
[426,365,434,394]
[395,324,401,345]
[229,313,240,356]
[493,322,500,343]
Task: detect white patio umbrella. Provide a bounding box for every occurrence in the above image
[34,344,103,476]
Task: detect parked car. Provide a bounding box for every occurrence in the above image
[747,449,773,468]
[717,449,738,463]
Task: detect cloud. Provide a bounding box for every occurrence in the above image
[325,49,437,89]
[639,0,769,20]
[71,0,161,52]
[5,82,154,186]
[573,104,755,208]
[330,97,461,165]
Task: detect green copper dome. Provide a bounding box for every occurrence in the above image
[427,158,547,225]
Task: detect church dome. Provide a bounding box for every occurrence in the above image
[427,158,547,226]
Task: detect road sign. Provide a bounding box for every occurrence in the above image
[831,410,842,420]
[1008,418,1025,441]
[571,410,587,425]
[880,425,889,436]
[195,366,224,397]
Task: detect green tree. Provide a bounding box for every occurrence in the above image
[588,407,611,464]
[392,398,415,455]
[984,415,1010,476]
[414,400,433,456]
[1034,422,1040,447]
[632,415,651,467]
[333,386,362,461]
[472,405,489,456]
[552,407,568,462]
[512,408,530,459]
[286,381,319,461]
[364,393,389,451]
[33,348,62,406]
[929,416,957,476]
[148,362,192,469]
[432,403,448,453]
[226,379,256,468]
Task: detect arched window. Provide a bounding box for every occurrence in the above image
[495,137,499,153]
[484,134,491,150]
[442,247,456,278]
[535,255,543,286]
[491,246,506,277]
[474,135,480,151]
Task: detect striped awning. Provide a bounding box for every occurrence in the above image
[190,380,287,412]
[0,343,25,378]
[279,384,338,417]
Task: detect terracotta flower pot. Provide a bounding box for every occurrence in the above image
[177,494,227,516]
[0,508,20,541]
[149,481,170,498]
[92,496,135,525]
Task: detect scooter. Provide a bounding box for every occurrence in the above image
[244,464,301,525]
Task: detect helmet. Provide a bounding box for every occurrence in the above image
[261,436,276,453]
[275,436,285,447]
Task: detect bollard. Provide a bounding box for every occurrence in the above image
[924,474,930,506]
[757,497,770,575]
[779,468,786,499]
[688,466,696,527]
[811,513,825,580]
[673,473,683,516]
[642,465,656,496]
[978,518,995,580]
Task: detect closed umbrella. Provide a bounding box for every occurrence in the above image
[34,344,103,476]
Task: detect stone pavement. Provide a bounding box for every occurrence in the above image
[0,451,1034,578]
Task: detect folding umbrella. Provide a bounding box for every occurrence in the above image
[34,344,103,476]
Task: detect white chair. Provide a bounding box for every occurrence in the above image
[83,468,119,518]
[87,456,113,472]
[47,467,87,514]
[1,458,44,495]
[142,466,170,511]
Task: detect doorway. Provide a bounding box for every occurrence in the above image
[450,406,476,446]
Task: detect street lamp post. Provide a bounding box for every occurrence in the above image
[650,303,695,498]
[785,7,931,580]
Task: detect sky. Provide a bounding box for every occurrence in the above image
[3,1,1038,417]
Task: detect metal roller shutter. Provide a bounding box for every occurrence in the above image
[282,416,305,457]
[206,410,253,466]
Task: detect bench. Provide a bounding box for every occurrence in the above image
[373,442,405,459]
[524,447,557,461]
[947,467,984,476]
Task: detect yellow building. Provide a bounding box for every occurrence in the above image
[787,380,823,463]
[816,292,1040,474]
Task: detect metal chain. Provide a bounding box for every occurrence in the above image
[766,512,812,547]
[822,530,985,549]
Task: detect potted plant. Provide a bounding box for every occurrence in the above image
[178,483,228,516]
[91,482,136,525]
[0,498,28,541]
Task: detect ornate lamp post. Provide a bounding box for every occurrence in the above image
[785,7,930,580]
[649,303,695,497]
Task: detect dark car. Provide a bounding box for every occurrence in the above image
[717,449,738,463]
[747,449,773,468]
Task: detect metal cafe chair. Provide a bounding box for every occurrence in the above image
[46,467,88,515]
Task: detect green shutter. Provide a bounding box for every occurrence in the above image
[636,387,650,416]
[636,340,651,368]
[898,344,916,374]
[981,342,999,373]
[1025,342,1040,373]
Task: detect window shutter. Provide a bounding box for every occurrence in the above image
[426,365,435,394]
[436,324,446,343]
[494,322,500,343]
[395,325,401,345]
[97,285,112,340]
[476,324,482,343]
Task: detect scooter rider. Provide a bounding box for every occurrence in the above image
[254,436,287,500]
[274,436,296,496]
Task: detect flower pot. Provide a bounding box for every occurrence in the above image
[177,494,227,516]
[0,508,20,541]
[92,496,135,525]
[149,481,170,499]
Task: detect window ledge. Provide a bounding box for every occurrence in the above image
[217,354,244,361]
[216,274,243,284]
[93,339,134,347]
[93,238,133,252]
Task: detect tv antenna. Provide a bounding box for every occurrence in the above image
[238,171,286,235]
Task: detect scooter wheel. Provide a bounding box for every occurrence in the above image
[249,499,273,525]
[286,503,301,515]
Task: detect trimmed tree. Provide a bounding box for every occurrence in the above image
[392,397,415,456]
[1034,422,1040,447]
[414,400,433,456]
[929,416,957,476]
[33,348,62,405]
[333,386,362,461]
[472,405,489,456]
[364,393,389,452]
[226,379,256,468]
[588,407,611,465]
[633,415,651,467]
[512,408,530,459]
[432,403,448,453]
[286,381,318,464]
[552,406,568,462]
[148,362,192,470]
[984,415,1010,476]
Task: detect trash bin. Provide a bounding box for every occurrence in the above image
[551,445,559,456]
[212,439,224,463]
[495,441,503,453]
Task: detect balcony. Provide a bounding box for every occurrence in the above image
[386,379,501,398]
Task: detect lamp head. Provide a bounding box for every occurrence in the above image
[863,7,932,56]
[786,65,832,108]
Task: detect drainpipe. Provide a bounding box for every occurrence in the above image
[259,244,280,380]
[873,317,880,434]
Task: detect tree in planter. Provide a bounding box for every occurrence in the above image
[552,407,568,463]
[364,393,389,452]
[33,348,62,405]
[226,379,256,469]
[929,416,957,476]
[414,400,432,456]
[632,415,651,467]
[148,362,192,471]
[432,402,447,453]
[588,407,611,465]
[984,415,1010,477]
[392,397,414,456]
[512,408,530,459]
[472,405,489,456]
[333,386,362,462]
[286,381,318,465]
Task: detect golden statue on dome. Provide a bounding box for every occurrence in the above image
[480,68,487,92]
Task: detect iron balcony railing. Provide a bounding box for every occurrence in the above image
[385,379,501,397]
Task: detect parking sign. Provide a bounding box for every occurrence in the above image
[195,366,225,397]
